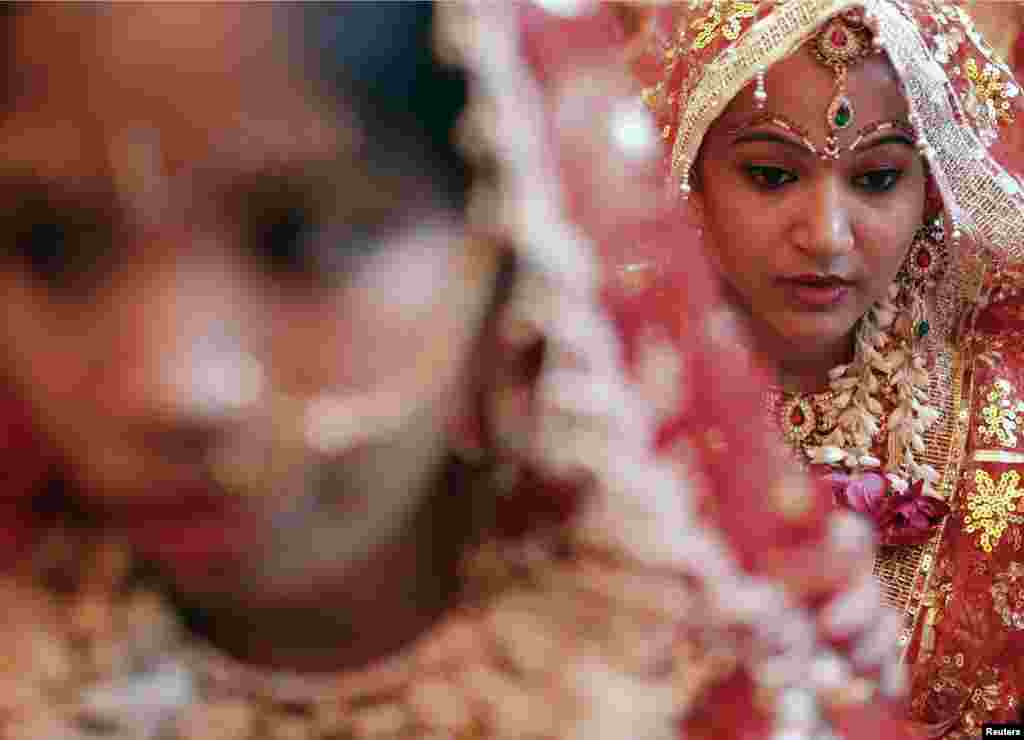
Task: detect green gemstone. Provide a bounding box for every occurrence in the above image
[915,319,930,339]
[834,103,852,128]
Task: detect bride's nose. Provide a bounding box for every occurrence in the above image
[99,240,267,459]
[790,175,855,259]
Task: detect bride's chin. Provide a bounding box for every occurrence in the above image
[762,313,859,359]
[721,294,860,367]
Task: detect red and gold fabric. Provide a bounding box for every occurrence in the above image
[634,1,1024,737]
[903,266,1024,737]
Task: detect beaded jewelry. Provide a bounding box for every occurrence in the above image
[810,12,876,159]
[768,220,947,498]
[753,63,768,110]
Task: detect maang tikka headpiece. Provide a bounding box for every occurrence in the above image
[810,11,876,159]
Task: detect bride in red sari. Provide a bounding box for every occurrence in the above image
[637,0,1024,735]
[0,3,910,738]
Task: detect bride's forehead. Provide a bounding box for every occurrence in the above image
[714,49,908,135]
[15,3,278,58]
[5,7,303,129]
[0,6,364,185]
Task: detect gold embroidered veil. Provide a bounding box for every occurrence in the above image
[643,0,1024,257]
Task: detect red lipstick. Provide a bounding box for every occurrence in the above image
[100,479,257,570]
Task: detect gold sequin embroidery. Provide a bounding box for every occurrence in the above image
[690,1,758,51]
[990,561,1024,630]
[977,378,1024,447]
[641,86,658,111]
[964,57,1017,128]
[963,469,1024,553]
[971,681,1003,713]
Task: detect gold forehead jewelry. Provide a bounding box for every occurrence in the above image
[728,114,914,160]
[810,13,875,159]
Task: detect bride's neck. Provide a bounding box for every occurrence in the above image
[717,282,858,394]
[753,322,855,395]
[169,461,474,675]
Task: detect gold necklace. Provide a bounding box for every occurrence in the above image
[764,388,839,449]
[5,520,699,740]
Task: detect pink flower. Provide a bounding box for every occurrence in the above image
[875,481,950,547]
[819,471,949,547]
[821,469,888,518]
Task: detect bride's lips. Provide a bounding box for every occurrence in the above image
[778,273,854,309]
[100,479,258,568]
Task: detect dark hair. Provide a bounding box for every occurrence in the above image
[0,2,16,109]
[301,2,470,210]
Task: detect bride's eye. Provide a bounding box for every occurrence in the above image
[745,165,797,190]
[249,198,321,275]
[852,168,902,193]
[6,196,115,293]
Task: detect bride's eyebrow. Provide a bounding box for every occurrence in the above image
[726,113,817,155]
[732,130,816,157]
[848,119,916,152]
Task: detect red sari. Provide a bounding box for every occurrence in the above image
[905,264,1024,736]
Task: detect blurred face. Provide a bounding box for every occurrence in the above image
[0,6,499,597]
[692,44,927,359]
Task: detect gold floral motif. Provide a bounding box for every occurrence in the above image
[971,682,1002,713]
[977,378,1024,447]
[931,667,1011,736]
[963,57,1018,127]
[690,1,758,51]
[990,561,1024,630]
[963,469,1024,553]
[954,675,1003,736]
[641,85,660,111]
[925,662,971,716]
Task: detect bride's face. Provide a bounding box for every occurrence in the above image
[0,5,498,596]
[691,44,926,355]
